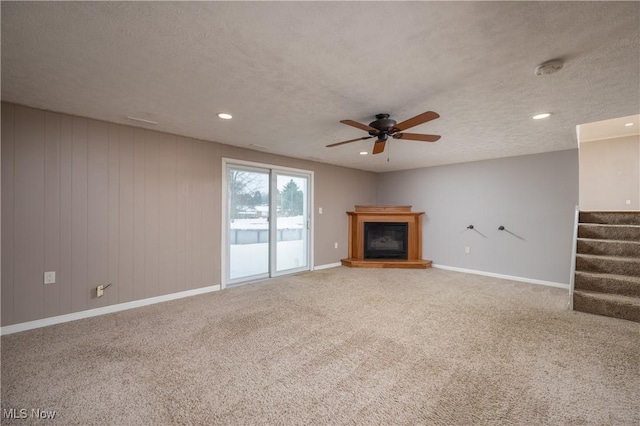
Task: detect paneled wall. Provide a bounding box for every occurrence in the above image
[1,103,378,326]
[2,104,218,325]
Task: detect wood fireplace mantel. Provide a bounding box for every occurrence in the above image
[341,205,432,269]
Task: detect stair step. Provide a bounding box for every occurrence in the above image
[577,223,640,241]
[576,254,640,277]
[573,289,640,323]
[577,238,640,257]
[574,271,640,298]
[580,211,640,226]
[574,211,640,322]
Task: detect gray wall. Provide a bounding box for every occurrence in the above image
[579,135,640,211]
[1,103,377,326]
[377,149,579,284]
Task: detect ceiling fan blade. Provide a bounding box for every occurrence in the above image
[326,136,374,148]
[340,119,378,132]
[392,111,440,132]
[372,140,386,155]
[393,133,441,142]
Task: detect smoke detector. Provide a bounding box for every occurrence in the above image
[535,60,563,76]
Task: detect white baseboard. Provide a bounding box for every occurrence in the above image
[432,264,570,290]
[1,284,221,336]
[313,262,342,270]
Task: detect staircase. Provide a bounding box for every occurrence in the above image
[573,211,640,323]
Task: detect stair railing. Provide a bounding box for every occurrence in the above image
[569,205,579,310]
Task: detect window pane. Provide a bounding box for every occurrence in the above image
[276,174,308,272]
[228,168,270,281]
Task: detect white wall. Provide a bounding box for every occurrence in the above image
[377,150,579,284]
[579,135,640,211]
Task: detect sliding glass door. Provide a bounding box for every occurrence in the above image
[225,161,312,286]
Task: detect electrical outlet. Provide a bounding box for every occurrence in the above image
[465,246,471,254]
[626,200,631,205]
[334,242,338,249]
[44,271,56,284]
[96,285,104,298]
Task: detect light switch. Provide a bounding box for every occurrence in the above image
[319,207,323,214]
[44,271,56,284]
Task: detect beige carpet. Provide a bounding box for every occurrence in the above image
[2,267,639,425]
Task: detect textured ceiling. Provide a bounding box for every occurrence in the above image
[2,2,639,172]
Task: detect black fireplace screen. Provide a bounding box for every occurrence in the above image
[363,222,408,259]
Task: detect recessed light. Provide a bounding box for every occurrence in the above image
[359,151,368,155]
[532,113,551,120]
[625,122,634,127]
[217,113,232,120]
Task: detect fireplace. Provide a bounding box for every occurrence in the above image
[364,222,408,259]
[341,205,432,269]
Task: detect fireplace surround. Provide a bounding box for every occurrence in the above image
[341,205,432,269]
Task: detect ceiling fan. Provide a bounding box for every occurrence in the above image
[326,111,441,154]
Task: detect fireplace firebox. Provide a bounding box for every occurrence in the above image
[364,222,408,259]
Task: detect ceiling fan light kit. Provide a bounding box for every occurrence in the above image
[327,111,441,155]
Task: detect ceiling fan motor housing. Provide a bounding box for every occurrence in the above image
[369,114,397,135]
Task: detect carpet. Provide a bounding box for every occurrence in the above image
[2,267,639,425]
